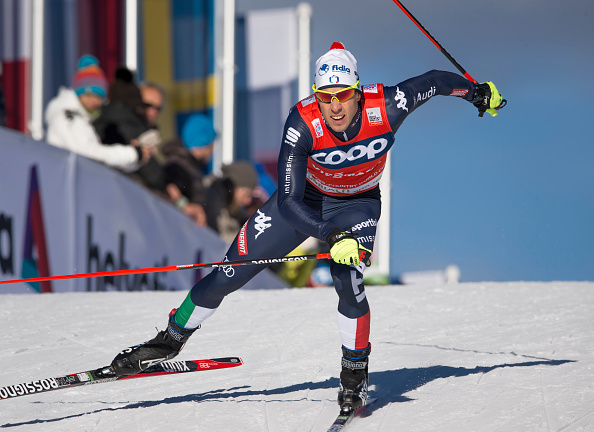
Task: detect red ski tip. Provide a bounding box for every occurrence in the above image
[330,41,345,50]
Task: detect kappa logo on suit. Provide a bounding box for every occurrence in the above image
[254,210,272,239]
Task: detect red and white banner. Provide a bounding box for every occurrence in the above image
[1,0,32,133]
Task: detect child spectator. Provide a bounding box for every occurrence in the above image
[44,55,151,172]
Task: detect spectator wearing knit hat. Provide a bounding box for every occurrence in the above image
[159,113,217,227]
[44,55,151,173]
[71,54,108,115]
[180,113,216,174]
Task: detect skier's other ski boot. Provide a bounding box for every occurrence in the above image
[337,344,370,413]
[111,309,197,376]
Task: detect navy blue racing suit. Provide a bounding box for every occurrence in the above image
[174,70,477,351]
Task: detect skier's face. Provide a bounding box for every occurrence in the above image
[316,87,361,134]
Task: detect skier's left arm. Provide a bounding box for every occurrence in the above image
[384,70,503,129]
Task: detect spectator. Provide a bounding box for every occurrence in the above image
[139,80,174,193]
[205,161,259,244]
[178,113,215,174]
[93,67,164,190]
[184,114,215,176]
[160,113,217,226]
[45,55,150,172]
[93,67,151,145]
[139,82,165,129]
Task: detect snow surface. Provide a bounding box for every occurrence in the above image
[1,282,593,431]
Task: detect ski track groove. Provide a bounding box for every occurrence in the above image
[540,370,552,432]
[264,399,271,432]
[262,372,274,432]
[476,371,485,386]
[377,402,391,432]
[45,326,112,356]
[309,401,328,432]
[388,342,559,363]
[558,408,594,432]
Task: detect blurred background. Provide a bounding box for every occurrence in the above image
[1,0,593,286]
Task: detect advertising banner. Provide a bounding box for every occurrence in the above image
[0,127,285,293]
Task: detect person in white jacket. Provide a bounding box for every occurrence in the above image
[45,55,150,172]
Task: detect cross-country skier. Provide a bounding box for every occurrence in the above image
[111,42,504,413]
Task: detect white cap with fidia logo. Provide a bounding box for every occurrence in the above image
[314,42,359,90]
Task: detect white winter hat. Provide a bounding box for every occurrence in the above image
[314,42,359,90]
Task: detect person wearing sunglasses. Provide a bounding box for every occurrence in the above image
[110,42,503,415]
[139,82,165,129]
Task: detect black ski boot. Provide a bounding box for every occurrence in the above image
[337,344,371,413]
[111,309,198,376]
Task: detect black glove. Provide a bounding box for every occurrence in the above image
[471,81,506,117]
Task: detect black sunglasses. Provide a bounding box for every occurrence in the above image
[143,102,162,112]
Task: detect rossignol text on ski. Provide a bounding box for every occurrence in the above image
[0,357,242,401]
